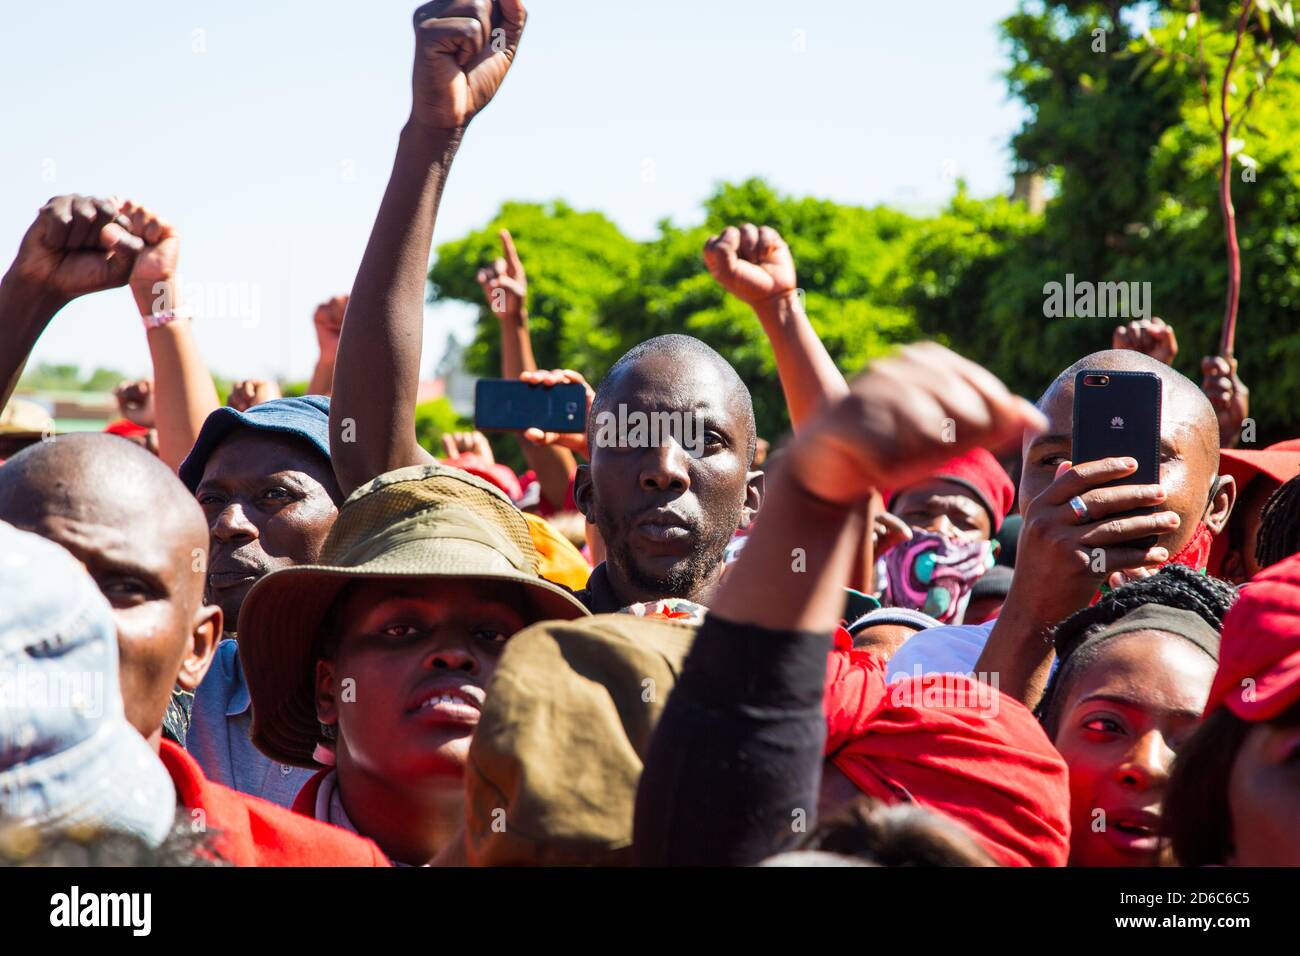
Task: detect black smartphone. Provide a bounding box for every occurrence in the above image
[1070,369,1162,548]
[473,379,587,434]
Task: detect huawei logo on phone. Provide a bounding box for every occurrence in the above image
[1110,416,1125,429]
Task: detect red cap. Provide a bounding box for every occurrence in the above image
[891,448,1016,533]
[104,419,150,439]
[1205,553,1300,721]
[445,453,523,503]
[1207,447,1300,576]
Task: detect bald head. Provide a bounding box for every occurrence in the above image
[1021,349,1233,562]
[0,433,219,742]
[591,334,758,465]
[0,433,208,555]
[1039,350,1220,466]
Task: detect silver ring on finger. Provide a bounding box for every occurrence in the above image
[1067,495,1091,524]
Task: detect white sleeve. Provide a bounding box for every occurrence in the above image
[886,620,997,682]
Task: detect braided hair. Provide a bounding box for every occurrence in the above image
[1255,474,1300,570]
[1036,565,1238,738]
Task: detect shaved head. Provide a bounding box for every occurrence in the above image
[0,433,220,743]
[0,433,209,553]
[1038,350,1220,467]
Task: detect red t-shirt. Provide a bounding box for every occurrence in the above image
[822,636,1071,867]
[160,741,388,867]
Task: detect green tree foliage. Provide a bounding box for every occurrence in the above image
[431,181,924,443]
[429,1,1300,447]
[413,397,472,459]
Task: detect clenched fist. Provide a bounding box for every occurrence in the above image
[227,380,283,412]
[6,195,144,305]
[785,343,1045,507]
[1202,354,1249,448]
[1112,317,1178,365]
[703,223,798,310]
[116,200,180,317]
[314,295,348,361]
[114,378,156,428]
[410,0,527,129]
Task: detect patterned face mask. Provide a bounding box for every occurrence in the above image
[882,530,997,625]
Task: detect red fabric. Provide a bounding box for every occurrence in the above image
[1207,447,1300,576]
[104,419,150,439]
[291,768,329,817]
[1167,521,1215,572]
[518,469,578,518]
[446,453,523,502]
[1205,553,1300,721]
[822,647,1071,867]
[158,741,388,867]
[892,448,1016,532]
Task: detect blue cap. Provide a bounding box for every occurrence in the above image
[0,521,177,846]
[178,395,331,491]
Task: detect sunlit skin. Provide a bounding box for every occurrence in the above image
[574,350,762,607]
[890,478,992,543]
[1052,630,1215,867]
[195,430,341,629]
[0,435,221,748]
[314,578,528,865]
[1226,707,1300,866]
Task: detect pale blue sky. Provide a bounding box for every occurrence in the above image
[0,0,1024,383]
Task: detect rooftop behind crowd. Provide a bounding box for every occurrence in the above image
[0,0,1297,869]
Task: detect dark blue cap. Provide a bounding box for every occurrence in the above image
[178,395,331,491]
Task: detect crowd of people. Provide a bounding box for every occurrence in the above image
[1,0,1298,870]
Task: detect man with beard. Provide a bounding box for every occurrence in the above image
[571,334,762,611]
[181,397,342,805]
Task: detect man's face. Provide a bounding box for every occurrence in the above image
[1020,377,1220,558]
[890,479,992,543]
[576,352,759,603]
[316,579,526,783]
[195,431,340,628]
[0,495,205,740]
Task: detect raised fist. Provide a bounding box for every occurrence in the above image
[114,378,156,428]
[475,229,526,319]
[227,380,283,412]
[1112,317,1178,365]
[786,343,1045,507]
[703,223,798,310]
[314,294,348,360]
[410,0,527,129]
[7,195,144,304]
[441,429,495,464]
[115,200,180,316]
[1201,354,1249,448]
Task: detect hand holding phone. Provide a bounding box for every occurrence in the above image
[474,377,587,435]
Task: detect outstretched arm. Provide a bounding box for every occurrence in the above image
[704,223,847,433]
[331,0,527,496]
[119,200,221,471]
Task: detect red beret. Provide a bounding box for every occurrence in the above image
[1206,553,1300,721]
[891,448,1016,533]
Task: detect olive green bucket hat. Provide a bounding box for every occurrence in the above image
[237,463,590,768]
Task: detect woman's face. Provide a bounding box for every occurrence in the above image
[1053,630,1216,867]
[316,578,527,786]
[1227,707,1300,866]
